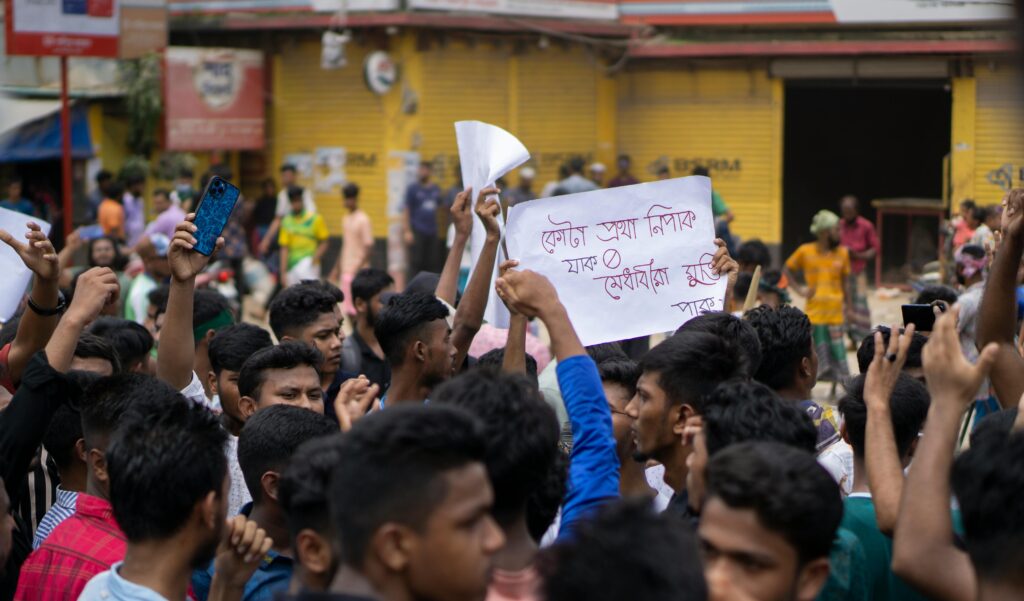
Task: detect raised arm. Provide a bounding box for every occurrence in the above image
[710,238,738,311]
[436,188,473,306]
[450,187,501,368]
[977,188,1024,408]
[892,307,992,601]
[56,229,83,289]
[496,260,527,374]
[45,267,121,373]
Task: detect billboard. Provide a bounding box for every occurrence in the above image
[164,47,265,151]
[830,0,1012,23]
[5,0,166,57]
[408,0,617,20]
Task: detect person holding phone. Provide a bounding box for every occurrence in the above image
[278,185,329,287]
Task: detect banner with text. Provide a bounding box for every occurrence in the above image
[505,177,725,347]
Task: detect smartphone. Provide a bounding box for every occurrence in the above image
[192,175,240,256]
[902,304,937,332]
[77,224,105,241]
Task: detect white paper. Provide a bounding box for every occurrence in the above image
[0,209,51,322]
[454,121,530,327]
[505,177,727,347]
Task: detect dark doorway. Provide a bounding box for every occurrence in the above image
[782,80,952,259]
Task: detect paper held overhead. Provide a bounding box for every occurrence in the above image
[0,208,52,322]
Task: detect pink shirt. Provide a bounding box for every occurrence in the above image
[839,216,879,275]
[340,210,373,275]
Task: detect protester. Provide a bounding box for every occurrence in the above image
[123,233,170,326]
[676,311,762,380]
[374,292,453,405]
[97,182,126,242]
[954,244,993,411]
[341,268,394,391]
[2,180,36,217]
[279,186,329,287]
[784,210,851,384]
[692,166,736,255]
[169,168,196,210]
[250,178,278,258]
[32,399,89,551]
[403,161,446,277]
[269,282,344,393]
[952,199,978,250]
[594,359,654,501]
[86,170,113,223]
[838,195,879,345]
[237,343,325,418]
[327,183,374,318]
[607,155,639,188]
[507,167,537,207]
[968,206,995,251]
[57,234,130,296]
[259,163,317,259]
[735,239,772,274]
[855,326,927,381]
[87,318,154,375]
[540,165,570,198]
[558,157,599,195]
[143,188,187,240]
[121,175,146,248]
[588,163,606,187]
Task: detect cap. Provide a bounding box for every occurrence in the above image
[590,162,606,173]
[149,233,170,257]
[520,167,536,180]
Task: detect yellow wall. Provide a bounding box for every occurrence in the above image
[617,67,783,243]
[965,65,1024,209]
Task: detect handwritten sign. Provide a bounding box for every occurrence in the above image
[0,208,51,322]
[505,176,725,346]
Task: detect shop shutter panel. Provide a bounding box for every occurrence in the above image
[973,67,1024,206]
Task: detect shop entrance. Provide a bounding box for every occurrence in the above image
[781,80,952,261]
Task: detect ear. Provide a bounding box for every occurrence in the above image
[672,403,696,437]
[261,471,280,503]
[75,439,87,463]
[840,422,850,445]
[354,298,367,314]
[198,490,219,531]
[87,448,108,484]
[207,371,219,397]
[295,529,334,577]
[412,340,428,364]
[795,557,831,601]
[280,335,296,343]
[371,523,415,573]
[205,329,217,345]
[800,356,813,379]
[238,396,258,420]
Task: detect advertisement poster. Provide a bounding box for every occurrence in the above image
[164,47,265,151]
[313,147,347,194]
[6,0,121,56]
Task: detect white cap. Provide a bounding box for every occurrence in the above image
[520,167,536,179]
[590,162,606,173]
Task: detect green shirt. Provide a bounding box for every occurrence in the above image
[711,190,729,217]
[842,495,928,601]
[279,210,329,270]
[816,527,869,601]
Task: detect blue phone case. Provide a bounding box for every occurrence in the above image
[193,176,240,256]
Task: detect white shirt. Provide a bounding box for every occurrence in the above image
[226,434,252,517]
[644,464,674,512]
[818,439,855,497]
[79,562,172,601]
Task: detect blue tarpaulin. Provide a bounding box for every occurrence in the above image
[0,104,93,163]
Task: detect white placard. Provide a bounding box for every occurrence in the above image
[830,0,1011,23]
[455,121,530,327]
[0,209,52,322]
[505,177,726,347]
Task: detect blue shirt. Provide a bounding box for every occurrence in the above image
[555,354,619,541]
[79,562,170,601]
[191,503,294,601]
[0,198,36,216]
[32,486,78,549]
[404,183,444,235]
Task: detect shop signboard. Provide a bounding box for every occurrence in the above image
[408,0,616,20]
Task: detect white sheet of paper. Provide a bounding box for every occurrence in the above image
[505,177,727,347]
[455,121,530,327]
[0,208,51,322]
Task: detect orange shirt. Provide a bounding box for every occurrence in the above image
[97,199,125,240]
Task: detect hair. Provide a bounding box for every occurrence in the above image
[237,405,337,503]
[569,157,586,173]
[343,183,360,199]
[735,272,752,301]
[745,305,812,392]
[0,314,20,348]
[80,375,182,447]
[960,199,977,211]
[702,380,817,458]
[705,441,842,563]
[638,331,745,413]
[280,163,297,173]
[43,404,84,469]
[475,349,538,380]
[148,285,170,318]
[915,285,959,306]
[279,434,344,545]
[194,289,233,333]
[838,374,929,460]
[676,312,763,378]
[527,451,567,542]
[538,499,707,601]
[374,292,450,365]
[351,268,394,303]
[970,408,1019,448]
[87,318,153,372]
[106,399,227,543]
[856,327,928,374]
[96,170,113,183]
[433,370,559,524]
[329,405,487,568]
[124,174,145,187]
[105,181,125,202]
[74,332,123,375]
[952,431,1024,586]
[960,244,986,261]
[736,239,771,269]
[597,359,640,399]
[208,324,274,375]
[586,342,628,364]
[287,185,305,200]
[691,166,710,177]
[269,282,339,340]
[971,206,989,224]
[237,342,323,401]
[152,188,170,200]
[87,237,128,271]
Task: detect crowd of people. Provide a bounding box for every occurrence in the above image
[0,148,1023,601]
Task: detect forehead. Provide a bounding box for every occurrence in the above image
[300,311,341,335]
[699,497,796,562]
[261,366,320,391]
[636,371,662,393]
[423,318,450,340]
[431,463,493,521]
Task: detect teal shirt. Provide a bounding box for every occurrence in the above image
[841,495,929,601]
[711,190,729,217]
[816,527,869,601]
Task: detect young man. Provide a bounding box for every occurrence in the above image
[607,154,639,188]
[143,188,186,240]
[86,170,113,222]
[954,244,992,411]
[341,268,394,391]
[279,186,329,287]
[324,405,505,601]
[123,233,171,326]
[192,405,336,601]
[207,323,274,516]
[623,330,744,517]
[3,179,37,216]
[596,359,654,501]
[329,182,373,317]
[32,392,93,550]
[269,282,343,392]
[403,161,445,277]
[237,342,325,418]
[699,442,842,601]
[374,292,455,405]
[675,312,762,380]
[856,326,928,382]
[122,175,146,247]
[260,163,318,258]
[69,333,122,376]
[838,195,879,345]
[87,317,154,375]
[557,157,599,195]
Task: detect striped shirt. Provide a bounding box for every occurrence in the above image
[32,486,78,549]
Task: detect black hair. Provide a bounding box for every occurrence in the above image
[87,318,153,372]
[80,375,182,447]
[96,170,113,183]
[597,359,640,399]
[745,305,812,392]
[475,349,538,380]
[194,289,233,334]
[736,239,771,269]
[702,380,817,458]
[302,279,344,304]
[970,408,1019,448]
[87,237,129,271]
[617,154,631,163]
[374,292,450,365]
[74,332,123,375]
[343,183,359,199]
[569,157,586,173]
[675,312,762,378]
[585,342,627,364]
[915,285,959,306]
[209,323,274,375]
[691,166,710,177]
[148,285,170,318]
[269,282,339,340]
[287,185,305,200]
[105,181,125,202]
[952,431,1024,586]
[124,174,145,187]
[106,399,227,543]
[433,369,559,525]
[42,404,83,469]
[855,326,928,374]
[960,244,986,261]
[279,433,344,546]
[0,314,20,348]
[237,342,323,401]
[152,188,170,200]
[705,441,842,563]
[237,405,337,503]
[527,451,568,542]
[960,199,977,211]
[329,405,487,568]
[351,268,394,303]
[538,499,707,601]
[971,206,989,224]
[179,168,194,179]
[638,331,744,413]
[280,163,296,173]
[838,374,930,459]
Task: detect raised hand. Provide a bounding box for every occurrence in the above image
[212,515,273,591]
[495,268,559,319]
[450,188,474,240]
[169,215,224,283]
[475,186,502,239]
[710,238,738,282]
[864,324,916,410]
[0,222,59,282]
[66,267,120,325]
[497,259,521,314]
[1003,188,1024,240]
[922,305,999,408]
[334,375,380,433]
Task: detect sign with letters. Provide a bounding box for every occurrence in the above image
[505,177,726,346]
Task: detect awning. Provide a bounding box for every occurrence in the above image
[0,98,93,162]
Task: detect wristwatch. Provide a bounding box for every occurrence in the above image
[27,291,67,317]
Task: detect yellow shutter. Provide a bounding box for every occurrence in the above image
[617,67,783,243]
[271,40,387,236]
[972,65,1024,207]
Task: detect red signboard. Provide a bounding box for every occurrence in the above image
[164,47,265,151]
